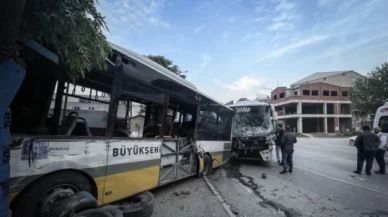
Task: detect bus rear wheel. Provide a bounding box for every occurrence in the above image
[11,171,92,217]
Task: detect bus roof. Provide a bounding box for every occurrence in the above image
[109,43,233,112]
[228,100,269,108]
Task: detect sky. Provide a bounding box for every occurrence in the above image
[97,0,388,103]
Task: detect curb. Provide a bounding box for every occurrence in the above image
[202,176,236,217]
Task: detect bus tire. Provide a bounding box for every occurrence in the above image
[202,154,213,176]
[11,171,93,217]
[113,191,154,217]
[75,205,123,217]
[48,191,98,217]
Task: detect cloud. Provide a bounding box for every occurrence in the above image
[317,0,332,6]
[222,30,230,39]
[213,76,269,102]
[268,22,293,31]
[266,0,300,32]
[258,34,330,61]
[199,55,211,69]
[241,32,262,41]
[228,17,236,22]
[149,16,170,28]
[316,32,388,59]
[98,0,170,29]
[194,24,206,34]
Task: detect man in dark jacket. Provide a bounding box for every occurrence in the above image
[275,125,284,164]
[354,126,380,175]
[280,126,297,174]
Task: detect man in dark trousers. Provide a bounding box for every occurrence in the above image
[373,126,387,174]
[280,126,297,174]
[354,126,380,175]
[275,124,284,165]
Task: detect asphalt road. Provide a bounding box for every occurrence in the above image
[209,138,388,217]
[151,138,388,217]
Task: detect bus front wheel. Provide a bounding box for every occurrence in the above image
[11,171,93,217]
[202,154,213,176]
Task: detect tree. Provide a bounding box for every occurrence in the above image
[349,62,388,114]
[147,55,187,79]
[21,0,110,81]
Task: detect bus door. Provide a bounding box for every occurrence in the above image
[103,100,162,204]
[159,99,198,185]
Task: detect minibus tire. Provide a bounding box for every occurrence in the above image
[49,191,98,217]
[202,154,213,176]
[11,171,93,217]
[113,191,154,217]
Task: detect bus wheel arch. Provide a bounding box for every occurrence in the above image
[11,169,97,216]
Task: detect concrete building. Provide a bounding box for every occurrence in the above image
[271,71,367,134]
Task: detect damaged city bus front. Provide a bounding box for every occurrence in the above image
[228,100,277,161]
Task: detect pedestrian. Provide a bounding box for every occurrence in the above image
[280,125,297,174]
[373,126,387,174]
[275,124,284,165]
[353,126,380,175]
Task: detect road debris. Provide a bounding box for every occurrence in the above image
[261,173,267,179]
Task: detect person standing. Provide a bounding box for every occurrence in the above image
[280,126,297,174]
[373,126,387,174]
[274,125,284,165]
[353,126,380,175]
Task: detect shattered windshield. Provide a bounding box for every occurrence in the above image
[232,106,273,137]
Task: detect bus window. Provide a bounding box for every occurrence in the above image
[379,116,388,133]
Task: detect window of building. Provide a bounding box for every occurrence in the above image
[279,92,285,98]
[294,91,297,96]
[273,95,277,100]
[312,90,318,96]
[342,91,348,97]
[303,90,310,96]
[323,90,329,96]
[331,91,338,96]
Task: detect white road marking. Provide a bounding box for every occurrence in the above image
[293,165,388,198]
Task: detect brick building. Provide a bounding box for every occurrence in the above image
[271,71,366,134]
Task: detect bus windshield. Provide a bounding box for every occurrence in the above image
[232,106,273,137]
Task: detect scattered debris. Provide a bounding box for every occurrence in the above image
[261,173,267,179]
[179,205,184,210]
[328,198,333,201]
[238,193,242,195]
[232,210,239,215]
[173,189,191,196]
[349,175,356,178]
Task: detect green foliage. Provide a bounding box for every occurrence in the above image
[349,62,388,114]
[21,0,110,81]
[147,55,187,79]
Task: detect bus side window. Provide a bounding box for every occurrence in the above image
[197,107,233,141]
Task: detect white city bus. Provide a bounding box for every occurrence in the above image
[8,43,234,216]
[228,100,277,161]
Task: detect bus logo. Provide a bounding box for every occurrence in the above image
[236,107,251,113]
